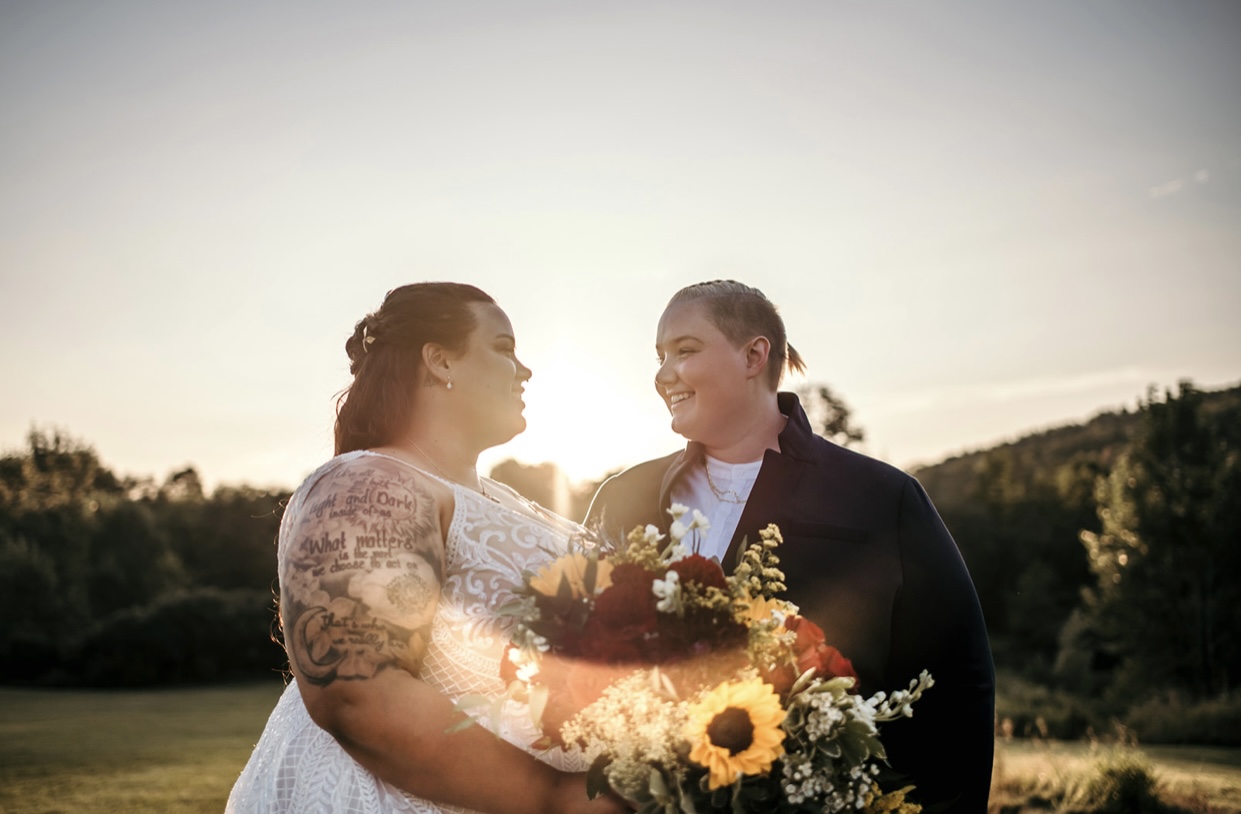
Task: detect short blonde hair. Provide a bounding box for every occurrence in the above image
[667,280,806,388]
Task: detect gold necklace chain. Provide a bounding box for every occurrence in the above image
[703,459,747,505]
[406,438,497,502]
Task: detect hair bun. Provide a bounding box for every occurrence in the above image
[345,315,379,373]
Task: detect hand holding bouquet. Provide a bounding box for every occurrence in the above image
[500,506,934,814]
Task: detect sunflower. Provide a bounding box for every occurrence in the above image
[684,676,787,789]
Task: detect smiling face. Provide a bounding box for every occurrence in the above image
[654,300,758,449]
[451,302,532,448]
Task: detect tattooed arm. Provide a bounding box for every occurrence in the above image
[281,456,444,689]
[281,456,625,814]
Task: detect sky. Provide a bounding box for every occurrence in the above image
[1,0,1239,492]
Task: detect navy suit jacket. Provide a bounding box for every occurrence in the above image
[586,393,995,813]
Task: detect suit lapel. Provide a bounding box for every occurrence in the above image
[657,445,702,535]
[723,449,805,568]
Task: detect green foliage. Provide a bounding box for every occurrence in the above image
[0,428,125,512]
[1124,691,1241,747]
[916,381,1241,704]
[914,405,1139,514]
[154,484,285,591]
[793,383,864,447]
[1081,382,1241,699]
[1061,750,1186,814]
[994,673,1241,747]
[0,428,289,686]
[1053,607,1119,698]
[932,446,1097,679]
[71,588,284,686]
[995,672,1109,740]
[991,744,1207,814]
[88,501,186,617]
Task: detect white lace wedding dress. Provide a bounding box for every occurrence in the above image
[226,451,585,814]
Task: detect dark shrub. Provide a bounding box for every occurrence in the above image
[71,587,283,686]
[995,672,1108,740]
[1124,691,1241,746]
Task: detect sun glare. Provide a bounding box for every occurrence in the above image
[480,356,677,488]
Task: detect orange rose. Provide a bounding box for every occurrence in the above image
[782,614,858,684]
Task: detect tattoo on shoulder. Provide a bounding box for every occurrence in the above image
[280,461,445,687]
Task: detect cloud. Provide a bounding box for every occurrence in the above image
[874,367,1154,416]
[1149,167,1214,199]
[1149,178,1184,199]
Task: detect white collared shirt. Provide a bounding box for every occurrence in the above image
[671,454,763,562]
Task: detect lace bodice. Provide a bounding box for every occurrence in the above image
[226,451,586,814]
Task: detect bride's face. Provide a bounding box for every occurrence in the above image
[654,300,752,447]
[451,302,532,447]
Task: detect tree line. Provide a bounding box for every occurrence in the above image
[917,380,1241,741]
[0,432,289,685]
[3,380,1238,744]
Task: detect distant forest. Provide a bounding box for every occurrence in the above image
[2,379,1238,742]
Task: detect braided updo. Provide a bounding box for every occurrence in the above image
[334,282,496,454]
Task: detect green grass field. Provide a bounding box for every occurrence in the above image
[2,682,1239,814]
[0,681,285,814]
[992,738,1241,813]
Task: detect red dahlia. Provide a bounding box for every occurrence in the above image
[670,554,728,590]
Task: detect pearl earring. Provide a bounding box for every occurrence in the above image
[446,378,453,390]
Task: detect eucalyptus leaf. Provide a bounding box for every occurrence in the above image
[494,599,532,618]
[586,753,612,799]
[720,776,746,814]
[648,768,670,799]
[729,536,751,572]
[584,556,598,594]
[789,667,818,695]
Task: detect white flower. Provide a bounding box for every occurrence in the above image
[668,503,690,521]
[689,509,710,532]
[508,647,541,682]
[652,570,683,614]
[643,524,665,546]
[669,520,688,542]
[666,543,692,562]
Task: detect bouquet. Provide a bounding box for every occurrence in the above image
[499,505,934,814]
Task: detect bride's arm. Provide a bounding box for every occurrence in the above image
[281,456,622,814]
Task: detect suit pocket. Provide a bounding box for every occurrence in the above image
[781,521,870,544]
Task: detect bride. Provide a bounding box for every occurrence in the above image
[226,283,627,814]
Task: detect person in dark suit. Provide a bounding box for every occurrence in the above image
[586,280,994,813]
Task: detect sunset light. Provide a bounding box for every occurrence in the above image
[2,4,1240,812]
[480,349,681,487]
[0,1,1237,494]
